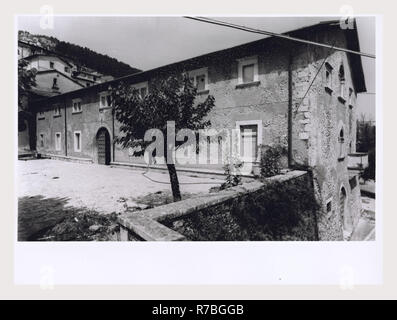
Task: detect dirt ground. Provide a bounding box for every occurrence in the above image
[18,159,224,214]
[18,159,224,240]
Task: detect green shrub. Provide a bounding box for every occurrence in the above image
[220,155,243,190]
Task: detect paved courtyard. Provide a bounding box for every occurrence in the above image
[18,159,224,214]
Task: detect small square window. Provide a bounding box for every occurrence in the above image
[64,66,70,73]
[196,74,206,91]
[38,112,45,120]
[242,64,255,83]
[348,88,354,105]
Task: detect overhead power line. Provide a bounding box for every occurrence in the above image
[184,16,376,59]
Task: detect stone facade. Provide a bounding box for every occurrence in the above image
[33,21,366,240]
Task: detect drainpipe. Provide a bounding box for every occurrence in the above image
[112,105,115,162]
[64,98,67,156]
[288,50,293,168]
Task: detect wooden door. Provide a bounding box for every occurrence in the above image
[97,128,110,165]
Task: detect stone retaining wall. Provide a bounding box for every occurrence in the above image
[117,170,321,241]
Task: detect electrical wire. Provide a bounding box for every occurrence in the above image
[295,43,335,112]
[184,16,376,59]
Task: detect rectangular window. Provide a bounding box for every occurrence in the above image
[242,64,255,83]
[55,132,61,151]
[196,74,206,91]
[240,124,258,160]
[340,82,345,99]
[38,111,45,120]
[325,62,333,91]
[53,106,61,117]
[101,95,106,107]
[188,68,208,92]
[52,78,58,89]
[140,87,147,98]
[64,66,70,73]
[99,93,112,108]
[237,56,259,85]
[39,133,45,148]
[74,131,81,152]
[72,100,82,113]
[348,88,354,105]
[50,61,54,69]
[326,200,332,213]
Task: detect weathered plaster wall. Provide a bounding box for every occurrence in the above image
[289,28,361,240]
[114,40,289,166]
[36,91,114,163]
[35,72,83,94]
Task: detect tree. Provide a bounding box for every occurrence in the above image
[18,59,36,110]
[356,114,376,181]
[110,73,215,201]
[18,59,37,150]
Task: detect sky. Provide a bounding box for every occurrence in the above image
[18,16,376,121]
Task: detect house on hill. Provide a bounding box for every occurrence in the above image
[30,20,366,240]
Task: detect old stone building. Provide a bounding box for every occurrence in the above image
[31,20,366,240]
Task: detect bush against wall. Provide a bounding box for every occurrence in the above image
[259,144,288,178]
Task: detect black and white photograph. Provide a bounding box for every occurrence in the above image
[17,15,376,243]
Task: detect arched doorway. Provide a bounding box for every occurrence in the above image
[96,128,111,165]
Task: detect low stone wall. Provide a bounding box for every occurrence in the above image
[40,153,93,164]
[117,170,320,241]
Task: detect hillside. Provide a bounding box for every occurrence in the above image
[18,31,141,78]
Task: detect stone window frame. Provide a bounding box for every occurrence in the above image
[99,91,112,110]
[236,55,260,88]
[348,87,354,107]
[131,81,149,99]
[235,119,263,163]
[324,62,333,94]
[39,132,45,148]
[73,130,82,152]
[188,67,209,94]
[54,132,62,151]
[72,98,82,114]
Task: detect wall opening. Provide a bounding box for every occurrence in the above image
[96,127,111,165]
